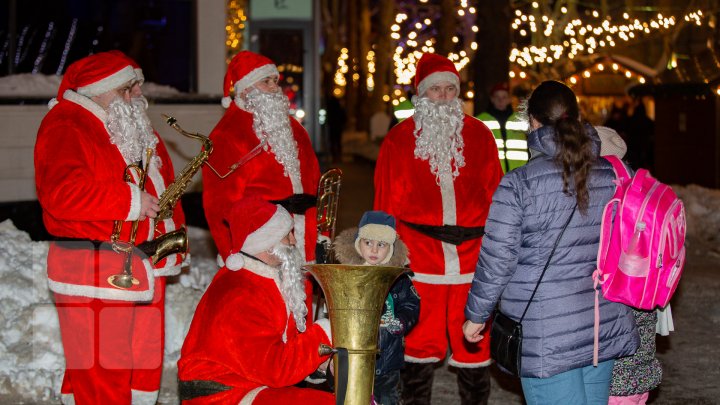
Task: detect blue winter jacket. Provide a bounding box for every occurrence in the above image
[465,124,639,379]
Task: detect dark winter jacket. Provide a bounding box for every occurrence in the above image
[333,228,420,374]
[465,124,639,379]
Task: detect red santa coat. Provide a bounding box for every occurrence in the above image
[203,103,320,263]
[178,257,333,404]
[35,90,186,301]
[374,115,502,284]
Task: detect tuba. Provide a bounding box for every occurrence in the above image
[305,264,406,405]
[316,168,342,263]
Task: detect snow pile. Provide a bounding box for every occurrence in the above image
[0,221,217,402]
[674,184,720,250]
[0,73,182,98]
[0,220,60,401]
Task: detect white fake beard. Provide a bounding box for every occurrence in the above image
[106,97,158,164]
[272,243,308,333]
[130,96,161,168]
[412,97,466,183]
[242,88,301,180]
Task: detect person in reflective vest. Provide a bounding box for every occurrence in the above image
[476,82,529,172]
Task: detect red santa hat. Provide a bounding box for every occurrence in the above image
[221,50,279,108]
[49,51,135,109]
[490,82,510,96]
[414,53,461,97]
[225,197,294,270]
[108,50,144,85]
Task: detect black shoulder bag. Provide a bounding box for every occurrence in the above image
[489,204,577,377]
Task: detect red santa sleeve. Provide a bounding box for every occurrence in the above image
[220,288,331,388]
[35,119,138,222]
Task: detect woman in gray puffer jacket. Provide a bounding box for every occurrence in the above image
[463,81,639,405]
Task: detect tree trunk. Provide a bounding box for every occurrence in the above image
[436,0,455,55]
[369,1,394,115]
[472,0,511,115]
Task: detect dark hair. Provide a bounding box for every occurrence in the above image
[527,80,595,213]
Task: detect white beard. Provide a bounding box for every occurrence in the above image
[272,243,308,333]
[106,97,159,165]
[412,97,466,183]
[240,89,301,180]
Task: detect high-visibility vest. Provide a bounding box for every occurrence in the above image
[476,111,529,173]
[393,99,414,122]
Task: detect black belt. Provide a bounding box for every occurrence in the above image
[269,193,317,215]
[401,221,485,245]
[178,379,233,401]
[51,235,153,257]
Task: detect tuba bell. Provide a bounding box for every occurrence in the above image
[305,263,407,405]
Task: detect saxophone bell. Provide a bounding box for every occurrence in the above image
[136,227,188,265]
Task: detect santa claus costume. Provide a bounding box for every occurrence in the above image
[202,51,320,265]
[35,51,186,404]
[178,198,333,404]
[373,53,502,402]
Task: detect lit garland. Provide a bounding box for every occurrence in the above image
[565,61,647,89]
[510,4,708,81]
[333,48,349,97]
[225,0,247,63]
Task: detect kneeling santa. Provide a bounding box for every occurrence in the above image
[178,197,334,404]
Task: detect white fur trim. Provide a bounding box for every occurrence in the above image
[243,256,281,281]
[153,263,182,277]
[411,272,473,285]
[357,224,397,244]
[221,96,232,108]
[448,357,493,368]
[234,64,279,97]
[131,389,159,405]
[126,183,142,221]
[315,318,332,342]
[240,386,267,405]
[61,393,75,404]
[417,71,460,97]
[243,207,294,255]
[216,254,225,267]
[48,98,59,109]
[48,259,156,302]
[404,354,442,363]
[64,90,107,122]
[76,65,135,97]
[225,253,245,270]
[439,172,461,277]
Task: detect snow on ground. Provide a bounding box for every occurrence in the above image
[0,73,183,98]
[0,183,717,403]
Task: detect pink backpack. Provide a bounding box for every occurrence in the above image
[594,155,686,310]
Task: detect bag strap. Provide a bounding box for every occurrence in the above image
[518,203,577,323]
[603,155,631,181]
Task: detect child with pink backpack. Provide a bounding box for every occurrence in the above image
[597,126,676,405]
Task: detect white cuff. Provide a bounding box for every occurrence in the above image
[126,183,142,221]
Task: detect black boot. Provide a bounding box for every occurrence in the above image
[456,366,491,405]
[400,362,436,405]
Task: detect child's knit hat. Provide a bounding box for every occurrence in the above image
[354,211,397,264]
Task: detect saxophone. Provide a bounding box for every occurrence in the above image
[136,114,213,264]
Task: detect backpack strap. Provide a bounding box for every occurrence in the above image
[603,155,631,181]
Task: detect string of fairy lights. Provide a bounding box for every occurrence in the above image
[222,1,713,103]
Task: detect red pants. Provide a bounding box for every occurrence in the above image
[404,282,491,366]
[55,278,166,404]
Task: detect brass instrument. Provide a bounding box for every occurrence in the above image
[305,264,406,405]
[157,114,213,221]
[108,148,154,289]
[316,168,343,263]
